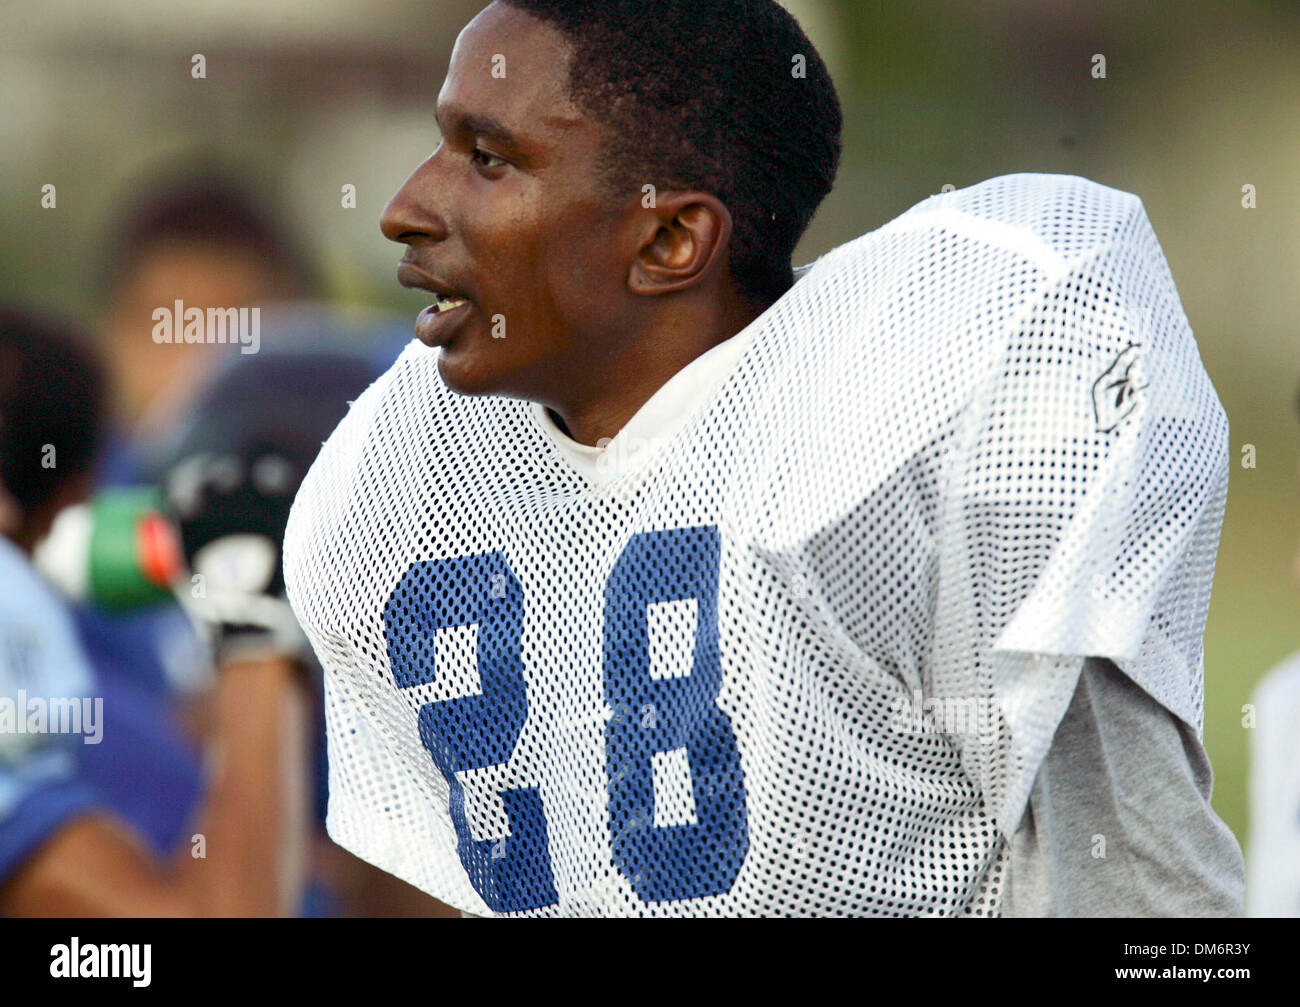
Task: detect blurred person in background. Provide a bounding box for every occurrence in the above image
[1245,381,1300,917]
[98,168,319,480]
[0,308,309,915]
[49,168,321,892]
[41,162,446,916]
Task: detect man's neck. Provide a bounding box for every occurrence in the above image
[545,377,664,447]
[545,342,721,445]
[546,298,766,446]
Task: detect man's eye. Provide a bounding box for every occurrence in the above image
[471,148,507,170]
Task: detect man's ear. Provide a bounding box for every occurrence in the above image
[628,192,733,296]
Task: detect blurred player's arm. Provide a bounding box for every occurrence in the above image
[0,655,309,917]
[315,838,463,917]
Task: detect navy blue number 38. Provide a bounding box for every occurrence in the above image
[382,525,749,912]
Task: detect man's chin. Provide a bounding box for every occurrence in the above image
[435,345,512,398]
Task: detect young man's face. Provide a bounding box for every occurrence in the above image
[381,1,629,403]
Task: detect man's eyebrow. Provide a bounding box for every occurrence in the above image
[436,105,521,148]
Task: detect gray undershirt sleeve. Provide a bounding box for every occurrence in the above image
[1002,656,1245,917]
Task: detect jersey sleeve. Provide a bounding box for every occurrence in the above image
[1004,657,1244,916]
[0,569,103,883]
[935,193,1229,833]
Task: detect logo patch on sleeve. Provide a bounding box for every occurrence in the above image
[1092,343,1146,432]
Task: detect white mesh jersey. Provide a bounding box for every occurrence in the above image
[284,173,1228,917]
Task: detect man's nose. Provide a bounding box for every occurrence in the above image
[380,158,448,245]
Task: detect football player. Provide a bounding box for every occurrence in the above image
[0,309,311,916]
[284,0,1245,916]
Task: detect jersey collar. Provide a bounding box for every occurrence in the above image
[530,264,815,487]
[529,326,752,486]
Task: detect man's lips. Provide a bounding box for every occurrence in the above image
[396,262,473,347]
[396,262,470,299]
[414,299,470,347]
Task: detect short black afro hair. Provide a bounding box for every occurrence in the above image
[501,0,842,309]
